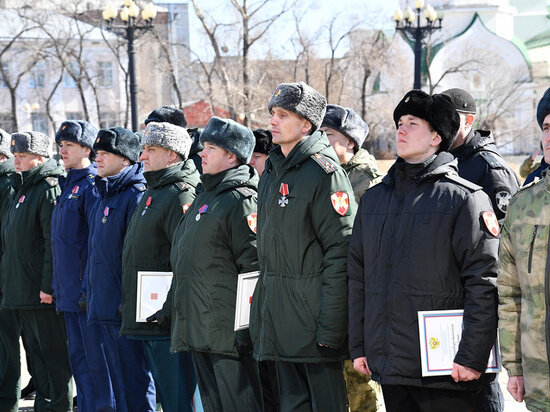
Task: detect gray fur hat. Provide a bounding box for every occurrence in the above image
[537,87,550,130]
[321,104,369,148]
[145,106,188,128]
[268,82,327,132]
[142,122,193,160]
[200,117,254,164]
[55,120,98,149]
[93,127,140,163]
[11,131,50,157]
[0,128,13,158]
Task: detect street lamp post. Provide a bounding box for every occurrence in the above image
[102,1,157,132]
[394,1,443,90]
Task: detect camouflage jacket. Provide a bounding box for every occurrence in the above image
[498,171,550,411]
[341,149,383,204]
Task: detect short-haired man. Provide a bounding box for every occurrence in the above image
[348,90,499,411]
[1,131,72,411]
[87,127,156,411]
[171,117,261,412]
[321,104,382,205]
[249,129,275,177]
[0,128,18,412]
[498,86,550,411]
[250,82,356,412]
[442,88,519,223]
[51,120,112,412]
[120,122,200,412]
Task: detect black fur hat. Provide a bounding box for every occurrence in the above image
[252,129,274,155]
[321,104,369,148]
[93,127,140,163]
[537,87,550,130]
[55,120,98,149]
[145,106,187,128]
[393,90,460,152]
[11,131,50,157]
[200,117,254,164]
[268,82,327,132]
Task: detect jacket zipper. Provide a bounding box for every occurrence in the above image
[528,225,538,273]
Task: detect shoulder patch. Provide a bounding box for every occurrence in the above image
[479,150,507,169]
[87,174,95,185]
[133,183,147,192]
[311,153,337,174]
[45,177,58,187]
[444,172,482,192]
[174,181,189,191]
[236,187,257,197]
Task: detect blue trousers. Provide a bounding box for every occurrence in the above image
[142,339,203,412]
[65,311,114,412]
[99,324,156,412]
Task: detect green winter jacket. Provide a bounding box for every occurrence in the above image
[121,160,199,336]
[341,148,383,204]
[1,159,64,309]
[0,158,15,297]
[170,164,258,356]
[250,131,356,363]
[499,171,550,411]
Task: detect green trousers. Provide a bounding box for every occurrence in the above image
[0,307,20,412]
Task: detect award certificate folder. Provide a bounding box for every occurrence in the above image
[136,271,173,322]
[234,271,260,331]
[418,309,500,377]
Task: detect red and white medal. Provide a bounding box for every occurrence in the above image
[142,196,152,216]
[102,206,109,224]
[15,195,25,209]
[279,183,289,207]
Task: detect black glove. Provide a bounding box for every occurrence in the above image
[146,310,172,331]
[78,293,87,313]
[235,329,253,355]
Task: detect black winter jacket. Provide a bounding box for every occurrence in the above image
[347,153,499,391]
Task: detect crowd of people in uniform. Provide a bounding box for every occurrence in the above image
[0,80,549,412]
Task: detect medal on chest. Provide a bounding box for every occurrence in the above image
[15,195,25,209]
[142,196,152,216]
[279,183,289,207]
[196,204,208,221]
[69,185,79,199]
[102,206,109,224]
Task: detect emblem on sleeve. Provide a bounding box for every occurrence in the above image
[495,190,511,213]
[482,211,500,237]
[247,213,257,234]
[330,191,350,216]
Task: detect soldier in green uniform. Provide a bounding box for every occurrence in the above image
[120,121,200,412]
[0,128,17,412]
[498,86,550,411]
[1,131,72,412]
[171,116,262,412]
[320,105,382,411]
[250,82,356,412]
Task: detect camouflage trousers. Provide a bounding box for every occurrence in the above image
[344,359,383,412]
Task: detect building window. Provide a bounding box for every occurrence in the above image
[31,112,48,135]
[0,113,12,132]
[97,61,113,88]
[63,63,79,89]
[29,61,45,89]
[99,112,117,129]
[65,112,83,120]
[0,63,8,88]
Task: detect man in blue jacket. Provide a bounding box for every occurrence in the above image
[51,120,113,412]
[87,127,155,411]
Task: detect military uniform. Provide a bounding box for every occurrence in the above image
[450,129,519,222]
[121,160,199,412]
[498,172,550,411]
[0,157,17,412]
[171,164,261,412]
[341,148,382,205]
[250,131,355,411]
[1,158,73,412]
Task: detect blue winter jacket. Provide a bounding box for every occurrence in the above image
[51,164,100,312]
[87,163,146,325]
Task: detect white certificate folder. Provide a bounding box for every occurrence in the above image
[234,271,260,331]
[418,309,500,377]
[136,271,173,322]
